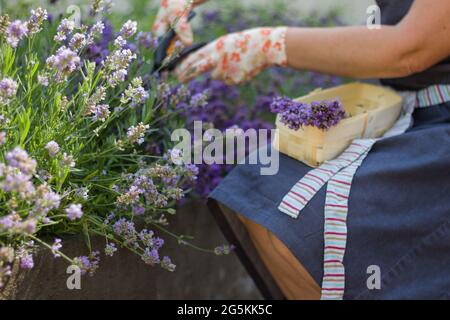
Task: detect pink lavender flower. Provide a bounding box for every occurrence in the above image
[90,21,105,37]
[0,77,18,104]
[114,36,126,49]
[51,238,62,258]
[6,20,28,48]
[127,122,149,145]
[27,7,48,34]
[120,20,137,38]
[33,185,61,215]
[91,104,110,122]
[5,147,37,175]
[65,203,83,220]
[37,74,49,86]
[54,18,75,42]
[45,141,60,158]
[107,69,127,87]
[69,33,87,51]
[103,48,136,87]
[104,243,117,257]
[46,46,81,82]
[0,214,15,231]
[161,256,176,272]
[1,170,35,199]
[62,153,75,168]
[120,77,149,105]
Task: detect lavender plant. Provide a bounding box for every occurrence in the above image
[0,1,230,288]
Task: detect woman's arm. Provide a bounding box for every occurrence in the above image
[286,0,450,79]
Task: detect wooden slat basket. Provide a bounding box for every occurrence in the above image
[272,82,403,167]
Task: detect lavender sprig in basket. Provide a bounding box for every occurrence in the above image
[271,83,403,167]
[270,96,348,131]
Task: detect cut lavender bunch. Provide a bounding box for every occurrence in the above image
[270,96,347,131]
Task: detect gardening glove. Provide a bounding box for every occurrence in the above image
[152,0,204,46]
[175,27,288,85]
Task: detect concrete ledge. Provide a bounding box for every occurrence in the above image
[1,201,261,300]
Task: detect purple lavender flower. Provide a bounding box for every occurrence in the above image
[7,20,28,48]
[141,247,160,265]
[120,20,137,38]
[45,140,60,158]
[69,33,87,51]
[104,243,117,257]
[20,253,34,269]
[0,77,18,104]
[46,46,81,82]
[65,204,83,221]
[51,238,62,258]
[132,206,145,216]
[161,256,176,272]
[5,147,37,175]
[308,98,348,130]
[136,31,157,49]
[214,244,236,255]
[54,18,74,42]
[74,251,100,276]
[27,8,48,34]
[271,96,347,131]
[113,218,137,244]
[33,185,61,215]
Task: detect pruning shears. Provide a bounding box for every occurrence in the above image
[152,11,208,74]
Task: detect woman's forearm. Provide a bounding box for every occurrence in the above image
[285,26,420,79]
[285,0,450,80]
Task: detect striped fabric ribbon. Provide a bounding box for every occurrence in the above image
[278,139,376,219]
[416,85,450,108]
[321,146,374,299]
[278,139,376,300]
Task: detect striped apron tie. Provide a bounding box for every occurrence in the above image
[320,147,374,299]
[278,140,376,299]
[278,139,375,219]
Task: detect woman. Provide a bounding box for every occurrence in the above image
[154,0,450,299]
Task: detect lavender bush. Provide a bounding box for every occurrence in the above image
[0,1,233,289]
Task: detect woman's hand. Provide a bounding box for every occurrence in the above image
[153,0,206,46]
[175,27,288,85]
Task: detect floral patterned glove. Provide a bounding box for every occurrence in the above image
[152,0,196,46]
[175,27,288,85]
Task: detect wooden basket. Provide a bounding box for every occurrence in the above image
[272,82,403,167]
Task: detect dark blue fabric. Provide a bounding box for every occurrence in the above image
[210,102,450,299]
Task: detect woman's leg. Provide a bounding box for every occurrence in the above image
[237,214,321,300]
